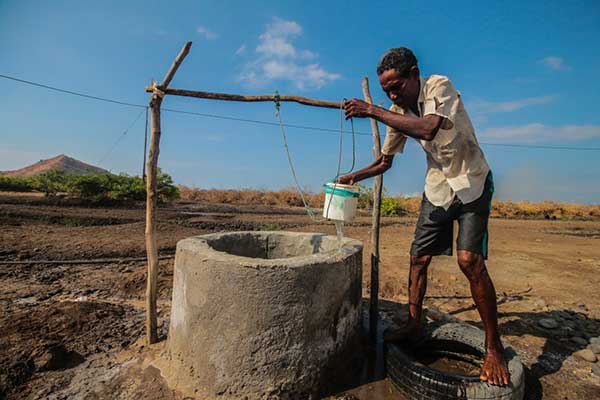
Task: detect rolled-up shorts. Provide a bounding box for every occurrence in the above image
[410,172,494,259]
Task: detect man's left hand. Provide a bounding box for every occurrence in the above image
[344,98,373,120]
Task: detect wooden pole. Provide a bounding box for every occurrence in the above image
[144,86,342,109]
[362,77,383,341]
[145,41,192,344]
[142,106,148,180]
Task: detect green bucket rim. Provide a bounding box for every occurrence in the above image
[323,184,360,198]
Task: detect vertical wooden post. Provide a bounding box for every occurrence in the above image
[145,41,192,344]
[142,106,149,180]
[362,77,383,341]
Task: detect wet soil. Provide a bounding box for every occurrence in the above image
[0,193,599,399]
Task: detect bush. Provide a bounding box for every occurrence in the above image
[33,170,68,196]
[381,197,406,217]
[0,168,179,203]
[0,175,35,192]
[111,174,146,201]
[156,169,180,202]
[357,184,389,210]
[65,173,113,201]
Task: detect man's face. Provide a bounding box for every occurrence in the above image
[378,67,419,108]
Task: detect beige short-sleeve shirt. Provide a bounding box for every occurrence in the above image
[381,75,490,210]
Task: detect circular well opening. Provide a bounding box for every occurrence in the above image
[205,232,341,259]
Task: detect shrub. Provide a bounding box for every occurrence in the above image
[156,169,180,202]
[381,197,406,217]
[111,174,146,201]
[357,184,389,210]
[33,170,68,196]
[0,175,35,192]
[65,173,113,201]
[1,168,179,203]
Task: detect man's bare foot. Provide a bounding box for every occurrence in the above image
[384,317,421,343]
[480,346,510,386]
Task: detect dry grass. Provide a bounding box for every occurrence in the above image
[178,186,325,208]
[491,200,600,220]
[178,186,600,220]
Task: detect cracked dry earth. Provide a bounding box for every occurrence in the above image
[0,194,599,399]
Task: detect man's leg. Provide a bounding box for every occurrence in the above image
[408,255,432,334]
[457,250,509,386]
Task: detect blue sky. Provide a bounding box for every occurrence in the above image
[1,0,599,203]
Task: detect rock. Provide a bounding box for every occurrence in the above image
[590,337,600,345]
[589,343,600,354]
[571,336,589,346]
[573,349,597,363]
[533,299,547,309]
[563,319,576,329]
[34,345,68,371]
[592,363,600,376]
[538,318,559,329]
[575,313,587,321]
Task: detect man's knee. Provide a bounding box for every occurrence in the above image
[457,251,486,280]
[410,255,432,274]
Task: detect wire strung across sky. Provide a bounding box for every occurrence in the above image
[2,73,600,152]
[96,107,146,165]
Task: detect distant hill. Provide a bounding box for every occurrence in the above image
[0,155,108,177]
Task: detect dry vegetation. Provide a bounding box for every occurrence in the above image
[178,186,600,220]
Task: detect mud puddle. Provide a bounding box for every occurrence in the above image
[415,353,480,376]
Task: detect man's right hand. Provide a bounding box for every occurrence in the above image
[336,174,355,185]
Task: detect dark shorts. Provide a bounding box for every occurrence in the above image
[410,172,494,259]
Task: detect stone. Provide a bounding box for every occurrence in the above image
[571,336,589,346]
[592,363,600,376]
[533,299,546,309]
[34,345,68,371]
[590,337,600,345]
[573,349,597,363]
[538,318,559,329]
[589,343,600,354]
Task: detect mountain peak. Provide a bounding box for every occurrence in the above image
[0,155,108,177]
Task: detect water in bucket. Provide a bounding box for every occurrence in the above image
[323,183,359,249]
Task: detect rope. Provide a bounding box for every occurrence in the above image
[324,99,357,220]
[274,91,317,220]
[274,94,356,221]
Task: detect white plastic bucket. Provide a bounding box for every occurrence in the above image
[323,183,360,222]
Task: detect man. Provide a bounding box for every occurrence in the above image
[338,47,509,386]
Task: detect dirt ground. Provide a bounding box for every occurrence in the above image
[1,193,599,399]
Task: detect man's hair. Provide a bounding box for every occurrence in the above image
[376,47,418,76]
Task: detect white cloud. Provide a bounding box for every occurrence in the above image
[235,44,247,55]
[541,56,572,71]
[479,123,600,143]
[236,17,340,90]
[469,95,557,114]
[196,26,218,40]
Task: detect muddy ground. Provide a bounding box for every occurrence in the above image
[1,194,599,399]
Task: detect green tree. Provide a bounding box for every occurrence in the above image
[0,176,35,192]
[33,170,67,196]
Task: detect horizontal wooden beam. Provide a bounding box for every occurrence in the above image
[144,86,342,109]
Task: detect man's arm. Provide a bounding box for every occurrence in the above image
[337,154,394,185]
[344,99,443,141]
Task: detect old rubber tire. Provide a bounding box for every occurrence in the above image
[386,322,525,400]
